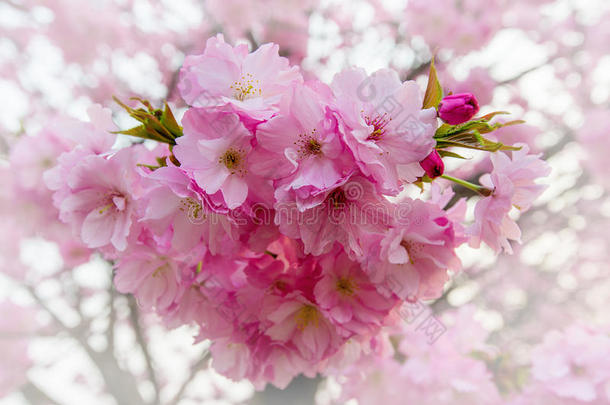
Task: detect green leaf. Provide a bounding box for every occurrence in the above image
[436,138,520,153]
[113,96,183,145]
[412,179,425,193]
[434,111,519,139]
[115,125,167,143]
[478,111,510,121]
[160,102,182,139]
[433,110,525,153]
[437,150,468,159]
[422,58,443,110]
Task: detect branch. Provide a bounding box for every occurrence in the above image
[405,60,432,81]
[168,350,211,405]
[166,68,181,101]
[497,55,560,86]
[26,285,146,404]
[105,284,116,355]
[21,381,61,405]
[128,296,161,405]
[246,31,259,51]
[24,285,88,347]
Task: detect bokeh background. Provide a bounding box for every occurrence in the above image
[0,0,609,404]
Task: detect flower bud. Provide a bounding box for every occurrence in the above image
[438,93,479,125]
[419,150,444,179]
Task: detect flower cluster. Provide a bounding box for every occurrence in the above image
[325,306,502,405]
[321,309,610,405]
[43,34,550,388]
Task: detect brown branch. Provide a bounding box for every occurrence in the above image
[166,68,181,101]
[405,60,432,81]
[246,31,259,51]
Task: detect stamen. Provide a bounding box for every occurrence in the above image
[400,240,425,264]
[335,277,357,296]
[364,112,391,141]
[230,73,262,101]
[152,263,169,278]
[295,305,320,330]
[326,188,348,210]
[179,197,206,222]
[218,148,246,175]
[294,129,322,158]
[98,192,127,214]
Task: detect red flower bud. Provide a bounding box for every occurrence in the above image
[438,93,480,125]
[419,150,444,179]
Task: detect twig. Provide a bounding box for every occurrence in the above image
[246,31,259,51]
[106,284,116,354]
[405,60,432,81]
[497,55,560,86]
[166,68,181,101]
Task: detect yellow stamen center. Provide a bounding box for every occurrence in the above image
[219,148,246,174]
[335,277,357,296]
[152,263,169,278]
[295,305,320,330]
[230,73,262,101]
[295,129,322,158]
[179,197,205,222]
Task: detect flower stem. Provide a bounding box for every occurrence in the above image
[441,174,493,196]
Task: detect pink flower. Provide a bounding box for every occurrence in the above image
[326,307,502,405]
[338,354,406,405]
[469,145,550,253]
[429,183,468,244]
[10,128,71,195]
[419,150,445,179]
[363,198,462,300]
[211,334,307,390]
[438,93,480,125]
[331,67,437,194]
[48,148,141,252]
[29,105,116,198]
[114,244,190,312]
[263,292,342,362]
[468,174,517,253]
[314,248,398,337]
[178,34,302,121]
[275,175,391,257]
[489,145,551,211]
[396,310,502,405]
[530,325,610,402]
[140,166,236,255]
[173,108,255,209]
[252,81,354,205]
